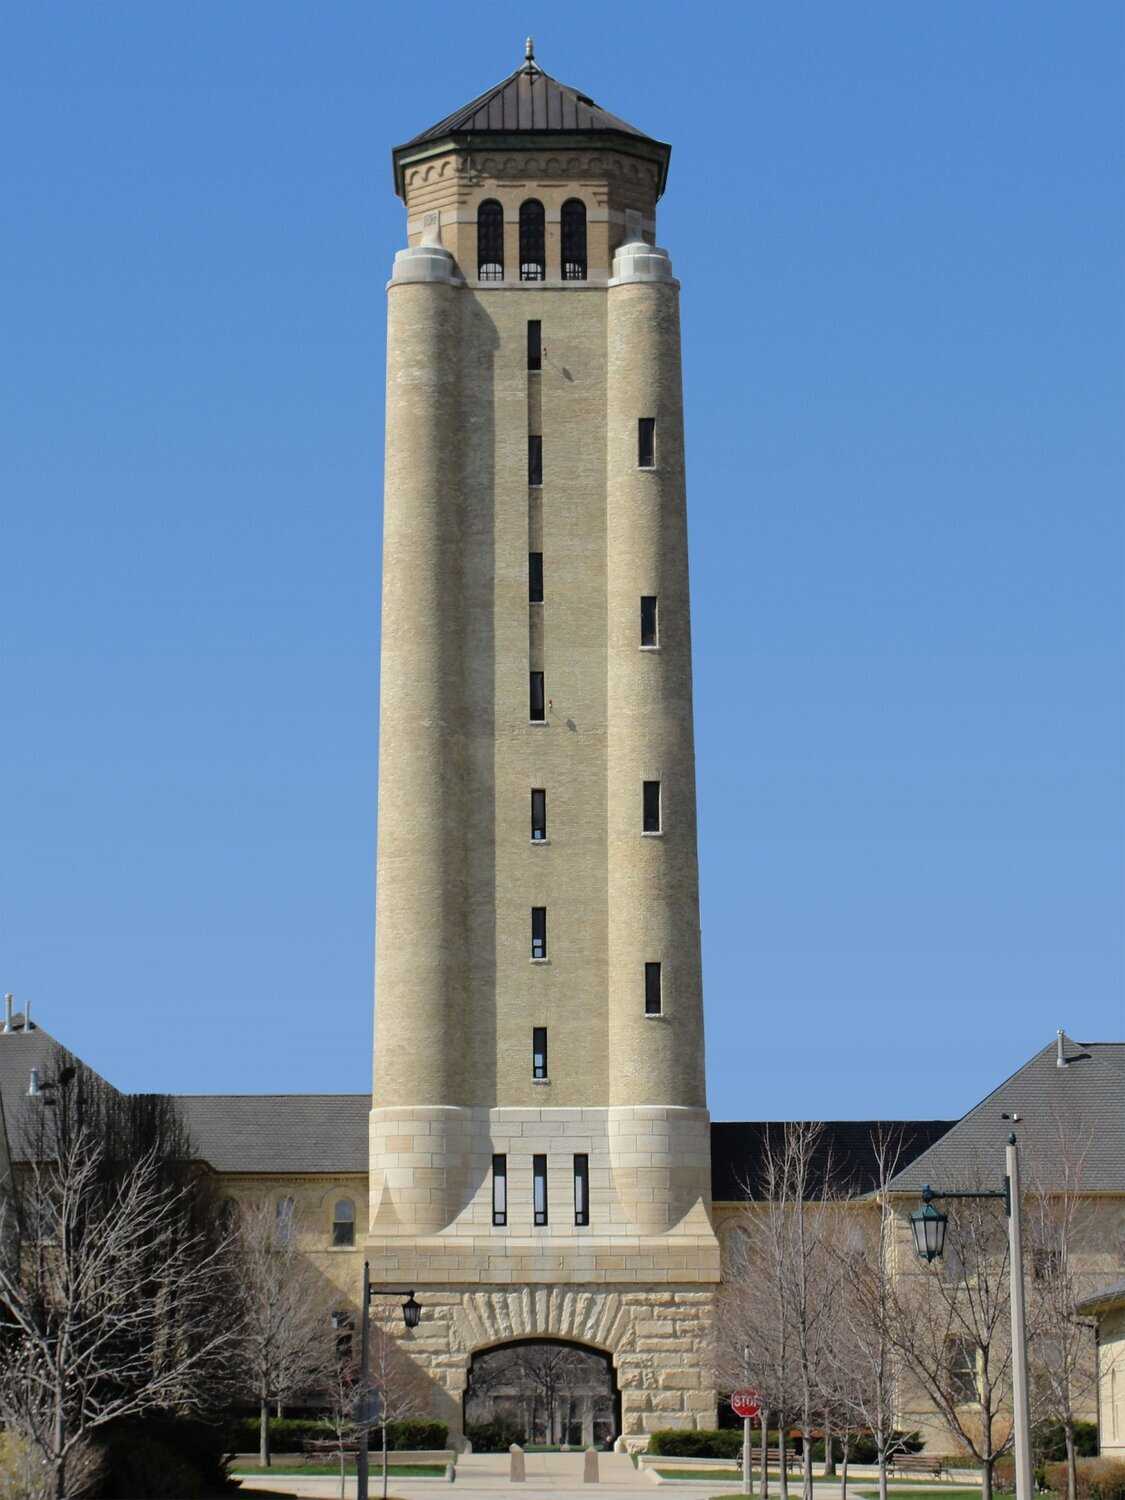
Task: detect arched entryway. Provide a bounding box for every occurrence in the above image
[464,1338,620,1449]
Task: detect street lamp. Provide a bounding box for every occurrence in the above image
[356,1261,421,1500]
[908,1134,1031,1500]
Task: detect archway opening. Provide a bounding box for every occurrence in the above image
[464,1337,620,1450]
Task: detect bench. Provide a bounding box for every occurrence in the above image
[890,1455,947,1478]
[738,1449,801,1472]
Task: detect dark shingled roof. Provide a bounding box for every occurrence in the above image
[173,1094,369,1175]
[711,1120,956,1202]
[400,55,660,148]
[886,1037,1125,1195]
[0,1016,118,1162]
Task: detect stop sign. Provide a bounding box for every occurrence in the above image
[731,1388,762,1419]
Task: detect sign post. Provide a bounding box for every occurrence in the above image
[731,1384,762,1497]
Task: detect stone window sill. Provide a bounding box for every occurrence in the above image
[643,1011,665,1020]
[529,720,548,727]
[641,830,664,838]
[532,1077,551,1086]
[531,839,550,847]
[530,957,550,965]
[639,644,661,652]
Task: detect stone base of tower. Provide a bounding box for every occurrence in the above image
[369,1282,718,1451]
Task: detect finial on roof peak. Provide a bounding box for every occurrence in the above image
[525,36,534,62]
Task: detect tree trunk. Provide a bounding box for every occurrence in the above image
[382,1421,389,1500]
[823,1413,836,1477]
[1065,1422,1077,1500]
[259,1397,271,1468]
[339,1447,346,1500]
[54,1401,66,1500]
[802,1423,813,1500]
[877,1456,888,1500]
[981,1456,994,1500]
[760,1412,769,1500]
[779,1429,790,1500]
[839,1437,849,1500]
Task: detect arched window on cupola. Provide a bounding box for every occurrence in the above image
[561,198,587,281]
[477,199,504,281]
[519,199,545,281]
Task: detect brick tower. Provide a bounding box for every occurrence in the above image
[369,44,719,1446]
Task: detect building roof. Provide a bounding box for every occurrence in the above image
[0,1015,119,1162]
[711,1119,956,1202]
[886,1036,1125,1195]
[173,1093,369,1175]
[392,43,671,197]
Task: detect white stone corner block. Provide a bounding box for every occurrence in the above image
[609,241,679,288]
[388,234,463,288]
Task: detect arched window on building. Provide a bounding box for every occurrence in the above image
[519,199,545,281]
[477,199,504,281]
[275,1196,295,1246]
[561,199,587,281]
[332,1197,355,1247]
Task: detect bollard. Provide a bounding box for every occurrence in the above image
[583,1448,599,1484]
[613,1436,627,1454]
[445,1460,455,1482]
[510,1443,525,1483]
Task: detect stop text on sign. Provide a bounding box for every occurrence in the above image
[731,1388,762,1419]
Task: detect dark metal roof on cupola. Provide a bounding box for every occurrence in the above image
[393,39,671,195]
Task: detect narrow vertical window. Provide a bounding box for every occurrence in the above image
[561,199,587,281]
[644,961,662,1015]
[532,1027,548,1079]
[519,200,545,281]
[529,552,544,603]
[529,672,545,722]
[531,789,547,842]
[492,1154,507,1226]
[527,319,542,371]
[643,780,662,833]
[332,1198,355,1247]
[533,1153,548,1225]
[528,434,543,486]
[275,1196,295,1245]
[640,595,658,647]
[638,417,656,469]
[477,199,504,281]
[531,907,547,960]
[573,1154,589,1226]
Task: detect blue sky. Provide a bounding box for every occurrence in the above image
[4,4,1122,1122]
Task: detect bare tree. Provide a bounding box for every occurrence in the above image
[832,1130,916,1500]
[1025,1124,1104,1500]
[882,1167,1021,1500]
[322,1343,361,1500]
[714,1123,839,1500]
[0,1130,235,1500]
[233,1197,338,1468]
[363,1319,429,1500]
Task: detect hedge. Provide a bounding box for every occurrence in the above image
[224,1416,448,1454]
[647,1429,746,1460]
[1044,1459,1125,1500]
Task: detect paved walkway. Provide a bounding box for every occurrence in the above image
[234,1455,983,1500]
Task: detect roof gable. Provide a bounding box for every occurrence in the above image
[886,1037,1125,1195]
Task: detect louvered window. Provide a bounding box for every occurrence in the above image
[477,200,504,281]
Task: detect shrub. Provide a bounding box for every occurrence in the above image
[647,1429,744,1460]
[0,1431,38,1500]
[464,1419,526,1453]
[224,1414,448,1454]
[100,1416,233,1499]
[1044,1458,1125,1500]
[1038,1423,1100,1463]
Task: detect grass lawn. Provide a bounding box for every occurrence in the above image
[655,1468,742,1480]
[232,1461,445,1477]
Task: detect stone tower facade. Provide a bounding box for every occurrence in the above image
[369,46,719,1445]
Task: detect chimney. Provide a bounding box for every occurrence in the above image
[2,994,11,1033]
[1056,1028,1068,1068]
[28,1068,41,1097]
[23,999,32,1033]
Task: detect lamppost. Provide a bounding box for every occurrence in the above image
[356,1260,421,1500]
[908,1133,1032,1500]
